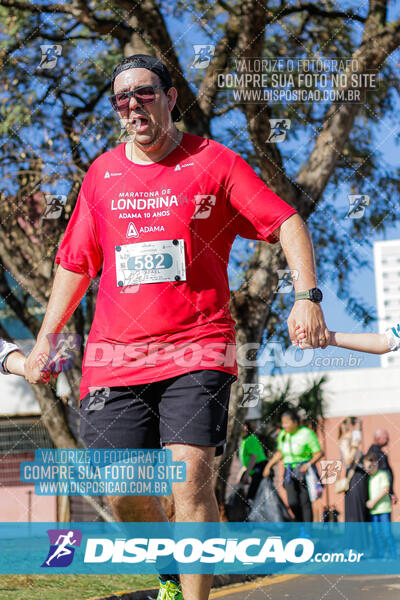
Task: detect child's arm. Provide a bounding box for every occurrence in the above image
[3,350,26,377]
[1,339,48,381]
[330,331,390,355]
[366,484,390,509]
[0,340,25,376]
[295,325,398,354]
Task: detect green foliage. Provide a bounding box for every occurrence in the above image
[0,1,399,348]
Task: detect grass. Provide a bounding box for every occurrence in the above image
[0,574,159,600]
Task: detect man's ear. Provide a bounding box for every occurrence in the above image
[166,86,178,113]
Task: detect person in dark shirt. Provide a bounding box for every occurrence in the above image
[368,429,398,504]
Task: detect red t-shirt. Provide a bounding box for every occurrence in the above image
[55,133,296,400]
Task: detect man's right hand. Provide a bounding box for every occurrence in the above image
[24,337,58,384]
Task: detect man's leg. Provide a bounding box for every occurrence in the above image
[158,369,234,599]
[166,443,219,600]
[106,494,167,522]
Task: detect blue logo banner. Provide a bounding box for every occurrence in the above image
[0,522,399,574]
[20,449,186,496]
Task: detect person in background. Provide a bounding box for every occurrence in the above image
[338,416,369,522]
[237,421,268,501]
[368,429,397,505]
[263,409,323,522]
[364,452,397,559]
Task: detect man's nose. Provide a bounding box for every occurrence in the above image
[128,93,141,111]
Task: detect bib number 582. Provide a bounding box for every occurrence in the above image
[133,253,171,270]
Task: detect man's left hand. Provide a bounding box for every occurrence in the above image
[288,301,329,348]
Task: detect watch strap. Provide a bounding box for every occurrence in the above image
[295,290,311,301]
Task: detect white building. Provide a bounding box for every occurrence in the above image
[374,239,400,368]
[260,365,400,418]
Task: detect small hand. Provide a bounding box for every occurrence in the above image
[299,463,309,473]
[366,500,374,509]
[294,325,313,349]
[24,337,61,384]
[287,301,329,348]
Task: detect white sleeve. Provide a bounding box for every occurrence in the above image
[385,324,400,352]
[0,339,20,374]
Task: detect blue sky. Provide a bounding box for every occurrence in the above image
[2,6,400,376]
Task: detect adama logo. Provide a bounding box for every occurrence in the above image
[174,162,194,172]
[126,222,139,238]
[42,529,82,568]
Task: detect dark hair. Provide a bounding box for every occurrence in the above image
[244,421,256,434]
[364,452,378,462]
[111,54,181,122]
[338,416,357,440]
[281,409,300,424]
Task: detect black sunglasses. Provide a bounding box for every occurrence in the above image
[110,85,166,111]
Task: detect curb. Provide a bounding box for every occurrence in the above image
[85,574,261,600]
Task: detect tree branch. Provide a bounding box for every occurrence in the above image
[113,0,211,136]
[0,0,134,45]
[296,3,399,215]
[0,261,41,336]
[267,2,366,24]
[197,12,241,119]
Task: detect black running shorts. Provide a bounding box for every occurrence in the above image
[79,370,235,456]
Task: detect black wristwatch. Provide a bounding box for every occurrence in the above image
[295,288,323,303]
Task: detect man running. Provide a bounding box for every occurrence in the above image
[25,54,329,600]
[45,531,78,566]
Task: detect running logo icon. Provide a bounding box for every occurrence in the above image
[266,119,291,143]
[45,333,81,373]
[241,383,264,407]
[41,529,82,568]
[38,45,62,70]
[86,387,110,411]
[191,45,215,69]
[319,460,342,485]
[192,195,216,219]
[346,195,370,219]
[275,269,299,294]
[43,195,67,219]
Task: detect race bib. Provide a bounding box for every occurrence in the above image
[115,239,186,287]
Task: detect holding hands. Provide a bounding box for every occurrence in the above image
[287,299,330,349]
[1,337,62,384]
[25,336,63,384]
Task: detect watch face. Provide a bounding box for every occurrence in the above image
[311,288,323,302]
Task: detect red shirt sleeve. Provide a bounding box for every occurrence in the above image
[226,154,297,242]
[55,174,103,278]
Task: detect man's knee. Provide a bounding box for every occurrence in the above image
[167,444,216,501]
[106,494,161,520]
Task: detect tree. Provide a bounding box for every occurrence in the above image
[0,0,400,510]
[257,375,328,456]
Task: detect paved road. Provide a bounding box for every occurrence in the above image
[210,574,400,600]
